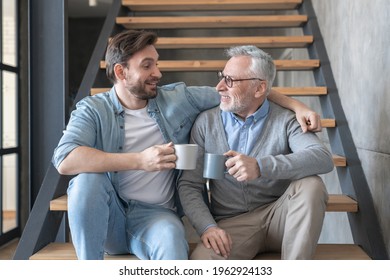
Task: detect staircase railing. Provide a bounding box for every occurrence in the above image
[300,0,388,259]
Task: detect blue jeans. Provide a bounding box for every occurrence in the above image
[67,173,189,260]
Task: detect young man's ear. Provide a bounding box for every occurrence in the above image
[114,64,126,80]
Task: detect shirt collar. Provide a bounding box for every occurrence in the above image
[109,86,160,116]
[227,98,270,124]
[109,86,124,115]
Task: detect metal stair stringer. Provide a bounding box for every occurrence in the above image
[13,165,71,259]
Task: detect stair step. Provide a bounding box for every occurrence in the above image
[272,86,327,96]
[50,194,357,213]
[122,0,303,11]
[320,118,336,128]
[30,242,370,260]
[29,242,135,260]
[116,15,308,29]
[100,59,320,71]
[156,36,313,49]
[254,244,371,260]
[325,194,357,212]
[333,154,347,167]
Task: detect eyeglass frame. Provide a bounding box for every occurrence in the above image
[217,71,264,88]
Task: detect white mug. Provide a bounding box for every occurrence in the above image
[174,144,199,170]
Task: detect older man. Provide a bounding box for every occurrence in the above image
[178,46,334,260]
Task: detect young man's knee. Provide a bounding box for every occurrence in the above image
[157,219,186,242]
[68,173,113,196]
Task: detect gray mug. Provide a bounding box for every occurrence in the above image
[203,153,227,180]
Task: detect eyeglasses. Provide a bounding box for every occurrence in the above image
[217,71,264,88]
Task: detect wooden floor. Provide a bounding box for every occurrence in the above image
[0,213,18,260]
[0,238,18,260]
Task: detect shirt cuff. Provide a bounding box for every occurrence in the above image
[201,223,218,235]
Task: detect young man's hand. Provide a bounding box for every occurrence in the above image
[296,110,322,133]
[139,142,176,171]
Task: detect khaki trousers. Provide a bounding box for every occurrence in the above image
[190,176,328,260]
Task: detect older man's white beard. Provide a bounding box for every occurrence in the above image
[220,102,241,113]
[220,100,248,117]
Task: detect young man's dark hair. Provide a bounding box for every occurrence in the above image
[105,30,158,84]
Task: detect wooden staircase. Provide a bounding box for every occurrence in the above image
[14,0,388,260]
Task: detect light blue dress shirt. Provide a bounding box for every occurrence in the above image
[221,99,270,155]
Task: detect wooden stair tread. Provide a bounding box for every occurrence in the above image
[326,194,357,212]
[333,154,347,167]
[156,36,313,49]
[91,87,327,97]
[30,242,370,260]
[50,194,357,212]
[254,244,371,260]
[116,15,308,29]
[319,118,336,128]
[100,59,320,71]
[122,0,303,11]
[29,243,138,260]
[272,86,327,96]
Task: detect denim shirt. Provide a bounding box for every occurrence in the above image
[52,82,220,200]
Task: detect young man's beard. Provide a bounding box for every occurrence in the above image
[126,79,158,100]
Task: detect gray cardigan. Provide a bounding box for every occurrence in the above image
[177,102,334,236]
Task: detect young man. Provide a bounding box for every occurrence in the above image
[178,46,334,260]
[52,30,324,260]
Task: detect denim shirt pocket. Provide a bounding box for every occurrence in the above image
[172,117,193,144]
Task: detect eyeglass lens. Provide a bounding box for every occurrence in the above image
[217,71,233,87]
